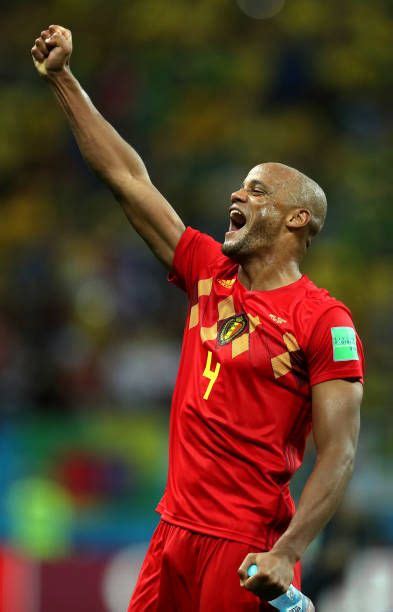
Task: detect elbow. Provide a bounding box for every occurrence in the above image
[98,168,129,195]
[343,436,358,475]
[346,454,356,478]
[341,451,357,491]
[337,450,356,479]
[317,443,358,476]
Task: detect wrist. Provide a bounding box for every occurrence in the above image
[46,65,72,84]
[270,541,300,565]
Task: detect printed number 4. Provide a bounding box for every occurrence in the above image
[203,351,221,400]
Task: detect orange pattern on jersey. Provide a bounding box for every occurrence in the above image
[187,277,263,359]
[189,277,301,374]
[271,332,301,378]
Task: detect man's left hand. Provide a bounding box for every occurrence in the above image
[238,550,294,601]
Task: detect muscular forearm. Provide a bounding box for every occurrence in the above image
[46,67,149,189]
[239,384,361,602]
[237,446,353,602]
[271,446,355,562]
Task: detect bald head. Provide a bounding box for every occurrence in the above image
[224,162,328,262]
[248,162,327,243]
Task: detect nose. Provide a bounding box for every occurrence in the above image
[231,188,247,203]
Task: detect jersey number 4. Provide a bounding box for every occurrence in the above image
[203,351,221,400]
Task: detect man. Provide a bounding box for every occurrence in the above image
[31,26,364,611]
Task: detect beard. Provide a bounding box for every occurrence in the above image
[222,230,257,260]
[222,209,283,261]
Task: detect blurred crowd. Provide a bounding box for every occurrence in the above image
[1,0,392,415]
[0,235,182,412]
[0,0,392,608]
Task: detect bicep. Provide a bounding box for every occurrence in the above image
[311,380,363,457]
[113,172,186,269]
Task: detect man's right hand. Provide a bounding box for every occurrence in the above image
[31,25,72,77]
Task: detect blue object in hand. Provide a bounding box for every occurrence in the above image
[246,565,311,611]
[247,563,258,577]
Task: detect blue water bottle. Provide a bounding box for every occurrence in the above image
[247,564,312,611]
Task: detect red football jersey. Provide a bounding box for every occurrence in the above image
[156,228,364,550]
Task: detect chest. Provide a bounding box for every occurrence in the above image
[189,278,309,387]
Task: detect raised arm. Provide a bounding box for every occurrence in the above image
[238,378,362,601]
[31,25,185,268]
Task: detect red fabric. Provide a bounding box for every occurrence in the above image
[0,548,34,612]
[157,227,364,551]
[128,520,302,611]
[305,305,364,385]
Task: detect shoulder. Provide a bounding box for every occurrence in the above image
[169,227,237,293]
[178,227,233,272]
[294,276,356,342]
[300,276,352,318]
[292,278,364,385]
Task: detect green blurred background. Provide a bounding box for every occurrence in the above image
[0,1,392,610]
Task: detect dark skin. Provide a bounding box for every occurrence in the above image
[225,164,313,291]
[32,27,363,606]
[238,379,361,603]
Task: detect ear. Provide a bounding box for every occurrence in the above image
[286,208,311,229]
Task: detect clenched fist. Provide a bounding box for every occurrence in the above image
[31,25,72,77]
[238,550,314,610]
[238,550,294,601]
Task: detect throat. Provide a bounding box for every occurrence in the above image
[237,260,302,292]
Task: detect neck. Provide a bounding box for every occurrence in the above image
[237,252,302,291]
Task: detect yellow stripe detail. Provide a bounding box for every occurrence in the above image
[189,303,199,329]
[248,313,260,333]
[200,323,217,343]
[283,332,299,352]
[218,296,235,321]
[198,278,213,297]
[232,333,249,358]
[271,352,291,378]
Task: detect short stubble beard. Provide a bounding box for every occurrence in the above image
[222,231,257,260]
[222,210,283,261]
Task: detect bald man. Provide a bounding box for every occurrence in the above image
[32,26,364,612]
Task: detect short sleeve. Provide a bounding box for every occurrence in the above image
[168,227,223,295]
[306,306,365,386]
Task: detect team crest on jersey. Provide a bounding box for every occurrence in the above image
[218,314,248,345]
[217,278,236,289]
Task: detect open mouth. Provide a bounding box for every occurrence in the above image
[228,207,247,232]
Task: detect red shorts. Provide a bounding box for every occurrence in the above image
[128,520,302,611]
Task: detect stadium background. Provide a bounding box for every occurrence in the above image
[0,0,392,610]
